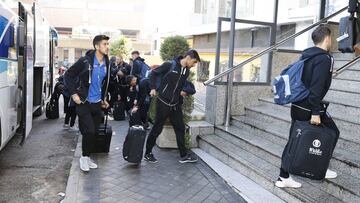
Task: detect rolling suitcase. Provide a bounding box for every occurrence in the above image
[46,93,59,119]
[93,115,113,153]
[113,101,125,121]
[123,125,146,163]
[338,15,360,53]
[282,120,337,180]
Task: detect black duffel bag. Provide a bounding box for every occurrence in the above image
[282,120,337,180]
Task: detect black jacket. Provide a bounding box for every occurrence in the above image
[137,78,151,108]
[109,67,128,101]
[349,0,359,13]
[64,50,111,103]
[131,57,145,80]
[150,56,190,106]
[294,47,334,115]
[126,85,138,110]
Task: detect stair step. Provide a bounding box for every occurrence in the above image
[259,97,360,128]
[335,70,360,82]
[213,126,360,202]
[330,79,360,94]
[198,134,343,203]
[332,53,355,61]
[333,60,351,69]
[192,148,286,203]
[333,59,360,70]
[231,115,360,177]
[325,90,360,109]
[251,100,360,145]
[333,59,360,71]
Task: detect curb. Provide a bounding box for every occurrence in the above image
[62,135,82,203]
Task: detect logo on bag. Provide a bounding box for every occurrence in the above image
[312,139,321,148]
[309,148,322,156]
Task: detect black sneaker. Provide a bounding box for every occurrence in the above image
[179,154,198,164]
[144,153,158,163]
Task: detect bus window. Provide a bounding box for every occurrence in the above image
[0,16,16,60]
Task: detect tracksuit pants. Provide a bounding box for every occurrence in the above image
[76,102,103,157]
[145,98,187,157]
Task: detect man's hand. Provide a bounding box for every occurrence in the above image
[71,94,82,105]
[117,70,124,77]
[150,89,157,97]
[310,115,321,125]
[132,106,139,113]
[180,91,187,97]
[101,100,109,109]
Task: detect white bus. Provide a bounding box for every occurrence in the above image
[0,0,58,150]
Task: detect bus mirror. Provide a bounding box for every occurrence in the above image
[18,22,25,47]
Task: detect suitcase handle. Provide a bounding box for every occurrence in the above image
[103,109,109,133]
[131,125,144,130]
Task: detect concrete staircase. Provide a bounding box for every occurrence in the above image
[197,53,360,202]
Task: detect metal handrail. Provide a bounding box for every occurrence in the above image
[333,55,360,77]
[204,6,348,85]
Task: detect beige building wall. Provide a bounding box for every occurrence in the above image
[37,0,146,29]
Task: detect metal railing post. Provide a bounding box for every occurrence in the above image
[215,17,222,76]
[204,6,347,85]
[225,0,237,127]
[266,0,279,83]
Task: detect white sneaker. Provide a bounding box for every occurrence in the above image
[63,124,69,129]
[275,176,302,188]
[68,126,78,132]
[79,156,90,172]
[87,157,98,169]
[325,169,337,179]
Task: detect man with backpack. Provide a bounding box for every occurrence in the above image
[144,50,200,164]
[64,35,111,172]
[130,51,150,81]
[275,26,340,188]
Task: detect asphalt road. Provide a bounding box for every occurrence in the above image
[0,102,77,203]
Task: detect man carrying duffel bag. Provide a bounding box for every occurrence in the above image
[275,26,340,188]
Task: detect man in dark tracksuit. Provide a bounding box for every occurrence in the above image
[125,75,138,112]
[130,50,147,81]
[133,77,151,129]
[144,50,200,164]
[64,35,111,172]
[109,67,128,108]
[275,26,340,188]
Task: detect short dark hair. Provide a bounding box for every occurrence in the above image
[311,25,331,45]
[131,51,140,55]
[93,35,110,49]
[185,49,201,62]
[110,56,116,64]
[126,75,135,85]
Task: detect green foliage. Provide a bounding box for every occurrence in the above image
[110,36,131,58]
[160,36,190,61]
[182,71,195,124]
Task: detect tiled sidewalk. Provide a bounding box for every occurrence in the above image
[64,120,246,203]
